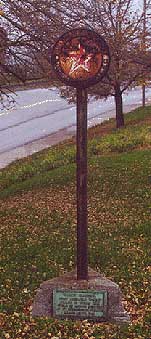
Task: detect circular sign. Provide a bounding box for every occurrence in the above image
[51,28,110,88]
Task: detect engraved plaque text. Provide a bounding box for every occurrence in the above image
[53,289,108,320]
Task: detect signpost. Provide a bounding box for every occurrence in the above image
[51,28,110,281]
[76,87,88,280]
[32,28,130,323]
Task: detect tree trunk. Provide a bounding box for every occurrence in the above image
[114,84,124,128]
[142,84,146,107]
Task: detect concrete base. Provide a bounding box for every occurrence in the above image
[32,267,130,324]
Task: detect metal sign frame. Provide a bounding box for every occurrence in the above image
[51,27,110,88]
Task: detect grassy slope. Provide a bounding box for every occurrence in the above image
[0,106,151,339]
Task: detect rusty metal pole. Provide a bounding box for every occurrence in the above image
[76,87,88,280]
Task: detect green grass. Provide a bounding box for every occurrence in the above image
[0,106,151,338]
[1,105,151,196]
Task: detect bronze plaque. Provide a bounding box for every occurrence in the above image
[53,289,108,320]
[51,28,110,88]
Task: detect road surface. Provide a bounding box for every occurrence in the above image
[0,86,151,168]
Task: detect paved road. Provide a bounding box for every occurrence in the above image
[0,86,151,168]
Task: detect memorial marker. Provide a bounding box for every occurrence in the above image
[32,28,130,324]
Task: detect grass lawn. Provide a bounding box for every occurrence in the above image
[0,106,151,339]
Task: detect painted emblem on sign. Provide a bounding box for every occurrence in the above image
[51,28,110,88]
[59,39,102,80]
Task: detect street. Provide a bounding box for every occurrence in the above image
[0,86,151,168]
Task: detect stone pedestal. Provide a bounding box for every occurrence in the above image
[32,267,130,324]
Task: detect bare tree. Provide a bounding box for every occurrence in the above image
[0,0,65,107]
[56,0,151,128]
[1,0,151,126]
